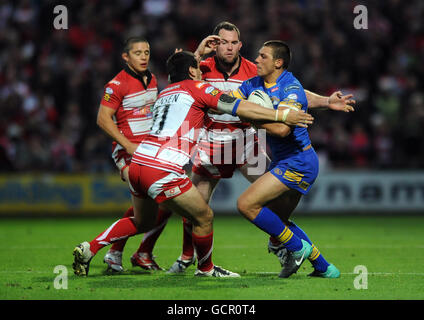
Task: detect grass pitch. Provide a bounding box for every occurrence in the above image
[0,215,423,300]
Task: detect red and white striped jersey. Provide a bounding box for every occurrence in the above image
[100,66,157,143]
[200,55,257,132]
[131,80,227,174]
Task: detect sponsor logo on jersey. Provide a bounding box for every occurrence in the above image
[195,81,208,89]
[205,86,215,94]
[273,168,283,176]
[133,105,151,116]
[279,99,302,110]
[204,86,220,96]
[103,93,111,101]
[271,87,279,93]
[209,89,219,96]
[164,186,181,198]
[271,96,280,106]
[299,181,310,191]
[287,93,298,100]
[105,87,114,94]
[110,80,121,85]
[179,179,190,189]
[283,170,304,183]
[284,85,300,92]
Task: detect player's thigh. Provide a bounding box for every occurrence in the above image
[267,189,302,224]
[238,131,270,183]
[239,153,271,183]
[161,185,213,231]
[191,172,220,203]
[131,194,159,233]
[237,171,290,219]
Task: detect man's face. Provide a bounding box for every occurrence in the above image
[215,29,242,65]
[255,46,276,78]
[123,41,150,73]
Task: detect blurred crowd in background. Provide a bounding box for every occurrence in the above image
[0,0,423,173]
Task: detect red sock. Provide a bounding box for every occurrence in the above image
[110,207,134,252]
[192,231,214,272]
[137,208,172,254]
[89,217,138,255]
[181,217,194,259]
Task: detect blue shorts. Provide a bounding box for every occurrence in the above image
[268,148,319,195]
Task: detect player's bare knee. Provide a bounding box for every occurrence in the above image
[188,206,213,228]
[199,206,214,227]
[237,197,259,221]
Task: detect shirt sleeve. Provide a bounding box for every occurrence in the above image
[278,84,308,111]
[100,81,124,110]
[233,79,253,100]
[190,81,226,111]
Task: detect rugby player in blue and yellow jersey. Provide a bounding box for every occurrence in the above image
[235,41,342,278]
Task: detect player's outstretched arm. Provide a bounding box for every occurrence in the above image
[216,94,314,128]
[305,90,355,112]
[328,91,356,112]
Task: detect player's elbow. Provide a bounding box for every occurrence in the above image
[96,109,108,130]
[96,114,103,128]
[266,125,291,138]
[277,126,291,138]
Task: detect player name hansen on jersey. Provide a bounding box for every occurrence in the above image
[132,85,207,174]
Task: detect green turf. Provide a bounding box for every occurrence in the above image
[0,215,423,300]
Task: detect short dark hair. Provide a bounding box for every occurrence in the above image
[123,37,148,53]
[166,51,198,83]
[213,21,240,40]
[263,40,291,69]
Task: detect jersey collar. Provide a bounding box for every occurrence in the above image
[214,55,242,81]
[263,70,288,88]
[124,65,152,89]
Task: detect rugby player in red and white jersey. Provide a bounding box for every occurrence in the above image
[95,37,171,272]
[72,50,314,277]
[167,22,356,273]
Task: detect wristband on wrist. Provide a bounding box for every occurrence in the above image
[231,99,241,116]
[281,109,290,122]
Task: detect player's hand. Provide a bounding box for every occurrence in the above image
[194,35,221,58]
[125,143,139,156]
[280,108,314,128]
[328,91,355,112]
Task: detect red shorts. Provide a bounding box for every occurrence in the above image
[128,163,193,203]
[192,128,259,179]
